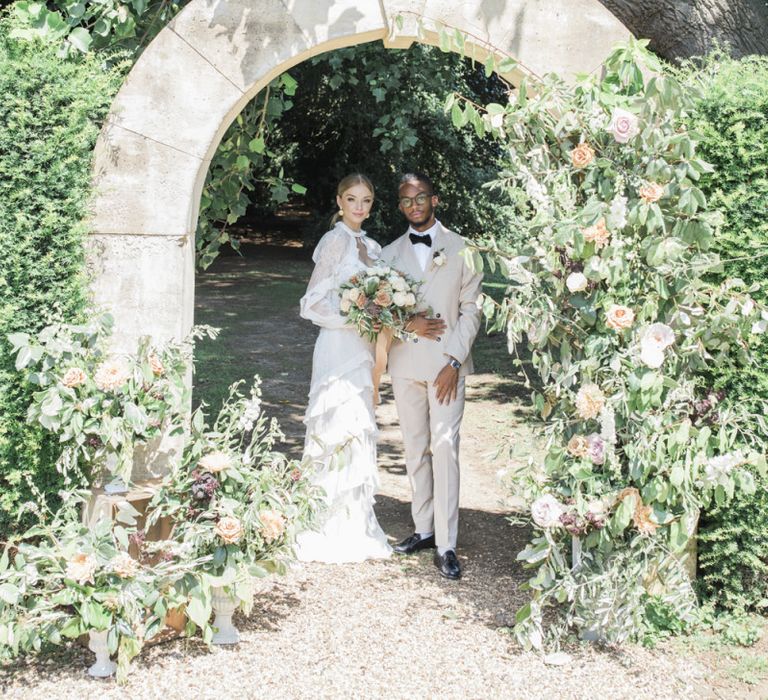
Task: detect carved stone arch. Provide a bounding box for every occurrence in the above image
[88,0,630,357]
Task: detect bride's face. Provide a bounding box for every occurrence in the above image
[337,184,374,230]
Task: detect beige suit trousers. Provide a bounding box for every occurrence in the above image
[391,375,465,550]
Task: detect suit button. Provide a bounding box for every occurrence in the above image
[414,338,419,343]
[436,337,441,342]
[436,313,441,318]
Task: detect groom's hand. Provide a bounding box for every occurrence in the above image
[434,363,459,405]
[408,312,446,340]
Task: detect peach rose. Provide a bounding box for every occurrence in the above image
[567,435,589,458]
[214,516,243,544]
[110,552,139,578]
[582,218,611,249]
[633,503,658,535]
[62,368,87,388]
[149,354,165,377]
[259,509,286,544]
[639,182,664,204]
[570,143,595,169]
[575,383,605,420]
[355,294,368,309]
[94,359,130,392]
[374,289,393,307]
[65,552,97,585]
[605,304,635,331]
[198,451,231,473]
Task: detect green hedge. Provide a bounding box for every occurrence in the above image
[679,52,768,610]
[0,23,127,534]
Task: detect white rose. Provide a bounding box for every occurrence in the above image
[405,293,416,306]
[640,342,665,369]
[607,108,640,143]
[566,272,588,293]
[643,323,675,349]
[340,298,352,313]
[530,494,565,528]
[393,291,408,307]
[341,288,351,300]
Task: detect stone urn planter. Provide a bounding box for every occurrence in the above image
[87,629,116,677]
[211,586,239,645]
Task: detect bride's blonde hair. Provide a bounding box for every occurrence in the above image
[330,173,375,228]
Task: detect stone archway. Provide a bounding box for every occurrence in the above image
[87,0,629,357]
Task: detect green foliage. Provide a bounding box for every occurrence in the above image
[0,24,128,533]
[676,51,768,612]
[9,0,187,59]
[196,73,302,269]
[446,29,767,646]
[273,42,514,244]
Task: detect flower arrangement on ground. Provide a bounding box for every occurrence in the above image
[0,493,193,682]
[145,377,321,641]
[443,34,768,646]
[339,265,421,341]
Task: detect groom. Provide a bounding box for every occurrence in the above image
[381,172,483,580]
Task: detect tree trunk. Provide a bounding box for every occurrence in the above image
[598,0,768,62]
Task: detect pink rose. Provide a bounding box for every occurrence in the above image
[607,108,640,143]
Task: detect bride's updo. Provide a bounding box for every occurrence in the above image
[330,173,375,227]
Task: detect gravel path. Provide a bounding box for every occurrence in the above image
[1,244,713,698]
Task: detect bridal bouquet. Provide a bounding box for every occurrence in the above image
[339,265,420,341]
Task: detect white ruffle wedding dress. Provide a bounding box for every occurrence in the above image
[295,221,392,563]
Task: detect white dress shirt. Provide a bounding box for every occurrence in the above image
[408,219,441,272]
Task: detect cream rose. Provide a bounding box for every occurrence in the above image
[639,182,664,204]
[607,108,640,143]
[566,272,588,294]
[65,552,97,585]
[110,552,139,578]
[340,297,352,313]
[94,359,130,392]
[567,435,589,458]
[405,292,416,307]
[605,304,635,331]
[570,142,595,169]
[530,494,565,528]
[62,368,87,388]
[347,287,361,302]
[582,218,611,249]
[214,516,243,544]
[575,383,605,420]
[199,451,231,473]
[643,323,675,349]
[393,291,408,307]
[259,509,286,544]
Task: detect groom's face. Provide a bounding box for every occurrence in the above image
[398,180,438,231]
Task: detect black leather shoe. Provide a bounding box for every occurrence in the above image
[393,533,436,555]
[434,550,461,580]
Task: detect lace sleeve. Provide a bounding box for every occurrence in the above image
[299,229,350,329]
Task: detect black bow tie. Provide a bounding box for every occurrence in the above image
[409,232,432,247]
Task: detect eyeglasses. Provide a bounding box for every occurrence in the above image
[399,192,432,209]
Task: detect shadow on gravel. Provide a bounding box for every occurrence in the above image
[373,494,532,633]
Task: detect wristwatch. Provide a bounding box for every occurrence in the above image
[449,358,461,370]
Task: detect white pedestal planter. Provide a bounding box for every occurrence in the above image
[87,629,116,677]
[211,586,239,645]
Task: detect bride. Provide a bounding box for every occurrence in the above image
[295,173,392,563]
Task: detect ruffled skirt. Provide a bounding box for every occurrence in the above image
[295,327,392,563]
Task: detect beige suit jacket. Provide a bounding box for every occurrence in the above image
[381,223,483,382]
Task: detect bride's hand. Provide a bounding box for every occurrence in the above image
[407,312,446,340]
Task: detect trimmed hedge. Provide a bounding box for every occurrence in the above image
[0,23,127,533]
[679,51,768,610]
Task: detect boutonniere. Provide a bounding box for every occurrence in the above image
[431,248,447,270]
